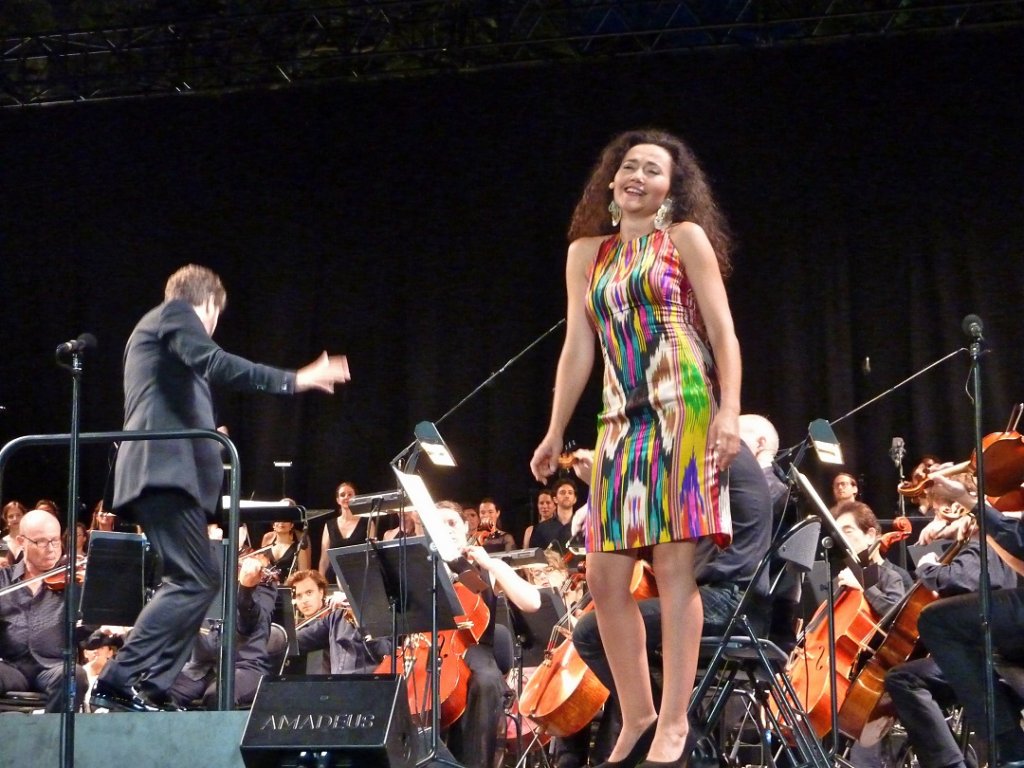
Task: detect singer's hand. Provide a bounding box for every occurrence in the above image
[296,351,351,393]
[530,433,563,483]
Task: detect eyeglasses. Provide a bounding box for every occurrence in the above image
[22,536,62,549]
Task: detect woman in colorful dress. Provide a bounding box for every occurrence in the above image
[530,129,741,768]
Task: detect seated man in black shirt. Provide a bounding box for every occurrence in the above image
[0,509,88,712]
[915,473,1024,766]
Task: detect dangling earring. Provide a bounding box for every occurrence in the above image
[654,198,674,231]
[608,200,622,227]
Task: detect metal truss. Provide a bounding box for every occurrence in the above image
[3,1,1023,107]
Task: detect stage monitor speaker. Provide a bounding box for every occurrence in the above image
[240,674,415,768]
[80,531,152,626]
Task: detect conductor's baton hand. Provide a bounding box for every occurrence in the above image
[296,351,351,393]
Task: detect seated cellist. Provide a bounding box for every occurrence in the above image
[432,500,541,768]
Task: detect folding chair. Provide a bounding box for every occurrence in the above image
[689,516,832,768]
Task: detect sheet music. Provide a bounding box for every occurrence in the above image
[392,468,462,562]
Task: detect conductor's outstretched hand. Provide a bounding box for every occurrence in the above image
[295,351,351,393]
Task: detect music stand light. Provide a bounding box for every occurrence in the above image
[809,418,844,465]
[414,421,456,467]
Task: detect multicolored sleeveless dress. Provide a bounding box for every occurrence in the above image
[583,228,731,552]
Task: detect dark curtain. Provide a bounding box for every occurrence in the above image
[1,29,1022,551]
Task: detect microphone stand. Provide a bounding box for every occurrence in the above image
[55,344,86,768]
[965,331,998,759]
[391,318,566,465]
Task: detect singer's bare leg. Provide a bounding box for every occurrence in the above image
[645,541,699,762]
[587,551,658,762]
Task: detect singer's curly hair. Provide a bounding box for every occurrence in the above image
[567,128,733,278]
[164,264,227,310]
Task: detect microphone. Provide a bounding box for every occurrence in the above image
[962,314,984,340]
[56,333,98,355]
[889,437,905,468]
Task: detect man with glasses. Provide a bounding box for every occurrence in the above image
[0,508,88,711]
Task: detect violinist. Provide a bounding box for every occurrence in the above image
[476,498,515,552]
[259,514,311,578]
[292,569,391,675]
[286,568,329,622]
[167,553,280,710]
[433,500,541,768]
[0,509,88,712]
[883,469,1017,768]
[282,569,331,674]
[1,500,27,566]
[914,472,1024,767]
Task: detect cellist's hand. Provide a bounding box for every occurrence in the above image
[463,545,495,573]
[836,567,863,591]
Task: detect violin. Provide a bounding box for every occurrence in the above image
[295,599,355,630]
[0,555,87,598]
[899,405,1024,500]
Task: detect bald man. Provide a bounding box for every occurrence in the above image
[0,509,87,712]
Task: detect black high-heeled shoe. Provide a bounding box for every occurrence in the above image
[595,720,658,768]
[636,755,686,768]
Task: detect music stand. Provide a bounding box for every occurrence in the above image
[506,587,566,667]
[789,466,861,764]
[328,536,461,640]
[272,586,299,659]
[80,531,154,626]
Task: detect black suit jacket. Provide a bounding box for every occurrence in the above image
[113,299,295,514]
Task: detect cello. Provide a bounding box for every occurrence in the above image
[375,580,489,727]
[837,514,968,745]
[768,520,911,738]
[517,559,657,737]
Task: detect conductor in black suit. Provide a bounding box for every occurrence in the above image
[92,264,351,712]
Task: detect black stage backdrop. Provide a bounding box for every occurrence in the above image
[1,30,1022,554]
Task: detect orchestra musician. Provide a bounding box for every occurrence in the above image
[433,500,541,768]
[260,513,311,577]
[168,553,281,709]
[0,508,89,712]
[475,498,515,552]
[883,473,1017,768]
[319,482,372,581]
[915,472,1024,766]
[282,569,330,674]
[92,264,351,713]
[522,489,556,549]
[530,479,578,551]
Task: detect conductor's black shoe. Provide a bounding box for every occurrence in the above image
[90,680,164,713]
